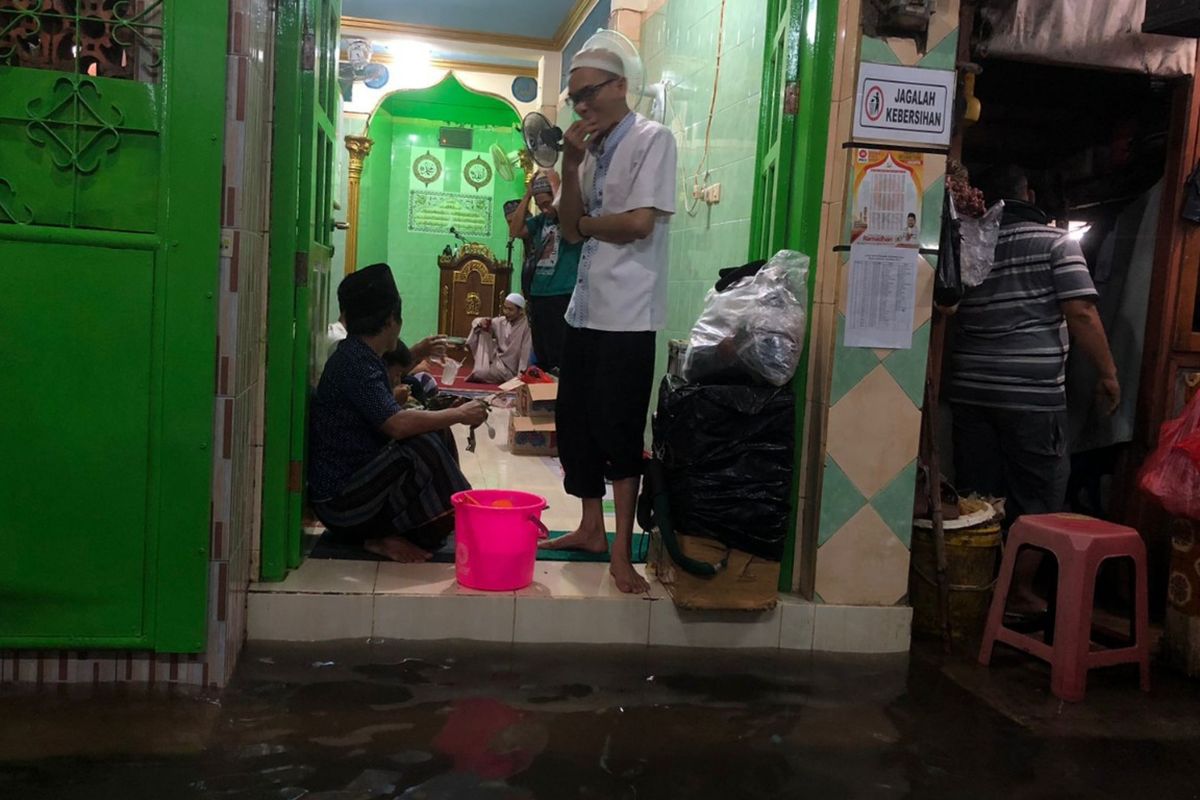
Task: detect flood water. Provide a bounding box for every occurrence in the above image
[2,640,1199,799]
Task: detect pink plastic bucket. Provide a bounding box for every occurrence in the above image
[452,489,549,591]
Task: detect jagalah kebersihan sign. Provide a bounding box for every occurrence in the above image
[852,62,956,148]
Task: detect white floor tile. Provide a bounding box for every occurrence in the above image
[812,604,913,653]
[519,562,662,600]
[375,562,509,596]
[779,595,816,650]
[250,559,377,594]
[247,593,375,641]
[515,596,652,644]
[373,594,515,642]
[648,602,782,648]
[456,409,616,533]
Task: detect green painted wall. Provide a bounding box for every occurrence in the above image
[359,115,525,341]
[358,113,393,267]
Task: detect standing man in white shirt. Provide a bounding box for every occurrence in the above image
[538,45,677,594]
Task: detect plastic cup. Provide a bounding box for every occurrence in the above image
[441,357,461,385]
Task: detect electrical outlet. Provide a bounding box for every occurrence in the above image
[702,182,722,205]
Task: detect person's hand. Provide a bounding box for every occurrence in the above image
[412,359,434,375]
[456,400,489,428]
[479,317,492,333]
[562,121,595,167]
[393,384,411,404]
[411,335,447,362]
[544,168,561,193]
[1096,375,1121,416]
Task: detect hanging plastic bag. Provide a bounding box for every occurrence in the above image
[682,250,809,387]
[1139,391,1200,520]
[935,186,964,308]
[959,200,1005,287]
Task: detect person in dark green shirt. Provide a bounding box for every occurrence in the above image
[507,171,582,372]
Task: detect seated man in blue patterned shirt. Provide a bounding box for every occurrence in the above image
[307,263,489,562]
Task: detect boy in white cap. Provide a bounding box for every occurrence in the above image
[466,292,533,384]
[539,41,677,594]
[508,169,580,372]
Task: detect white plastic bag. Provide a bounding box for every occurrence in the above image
[959,200,1004,287]
[682,250,810,387]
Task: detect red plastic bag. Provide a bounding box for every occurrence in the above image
[1139,391,1200,520]
[518,366,554,384]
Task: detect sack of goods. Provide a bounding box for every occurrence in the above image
[682,250,809,387]
[652,375,795,561]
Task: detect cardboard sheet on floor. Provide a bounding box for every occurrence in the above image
[649,529,779,610]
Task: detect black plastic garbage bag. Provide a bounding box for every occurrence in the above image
[935,185,964,308]
[652,376,794,561]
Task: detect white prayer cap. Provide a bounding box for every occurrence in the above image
[570,46,625,77]
[505,292,526,309]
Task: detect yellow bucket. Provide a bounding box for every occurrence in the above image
[910,512,1002,641]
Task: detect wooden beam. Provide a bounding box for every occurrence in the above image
[341,15,554,52]
[342,0,598,55]
[553,0,599,50]
[366,49,539,78]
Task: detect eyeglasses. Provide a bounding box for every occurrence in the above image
[567,78,618,108]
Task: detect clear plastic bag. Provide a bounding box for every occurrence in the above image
[682,250,809,387]
[1139,391,1200,520]
[959,200,1004,288]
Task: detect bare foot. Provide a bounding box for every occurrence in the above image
[364,536,433,563]
[610,557,650,594]
[538,525,608,553]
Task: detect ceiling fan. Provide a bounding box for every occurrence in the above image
[338,38,389,102]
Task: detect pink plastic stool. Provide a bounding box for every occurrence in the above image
[978,513,1150,702]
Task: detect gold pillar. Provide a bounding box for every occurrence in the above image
[343,134,374,276]
[518,148,535,187]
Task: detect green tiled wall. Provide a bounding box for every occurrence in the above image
[639,0,770,388]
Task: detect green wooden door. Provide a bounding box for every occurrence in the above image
[0,2,227,649]
[748,0,837,591]
[750,0,835,260]
[750,0,801,259]
[262,0,340,580]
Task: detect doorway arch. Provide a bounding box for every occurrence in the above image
[344,73,529,340]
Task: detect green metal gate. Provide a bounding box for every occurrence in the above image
[748,0,837,591]
[261,0,340,580]
[0,1,228,650]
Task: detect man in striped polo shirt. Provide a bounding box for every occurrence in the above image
[949,166,1119,615]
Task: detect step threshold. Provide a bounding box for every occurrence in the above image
[248,560,911,653]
